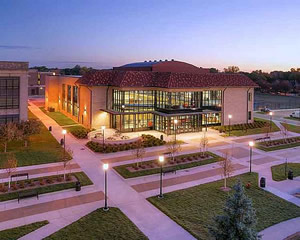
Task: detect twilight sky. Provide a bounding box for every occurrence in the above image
[1,0,299,72]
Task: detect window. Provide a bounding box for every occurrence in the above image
[67,85,72,113]
[248,111,252,120]
[62,84,66,110]
[0,77,19,109]
[0,114,19,124]
[72,86,78,117]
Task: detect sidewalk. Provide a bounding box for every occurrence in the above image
[260,217,300,240]
[28,102,196,240]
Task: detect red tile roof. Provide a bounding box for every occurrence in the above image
[76,70,258,88]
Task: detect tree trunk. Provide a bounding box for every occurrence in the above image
[224,176,227,189]
[4,143,7,153]
[8,177,11,189]
[64,167,66,180]
[24,139,28,148]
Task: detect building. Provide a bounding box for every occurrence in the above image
[0,61,28,124]
[45,60,257,134]
[28,69,58,96]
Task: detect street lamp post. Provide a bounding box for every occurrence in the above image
[228,115,232,136]
[269,112,273,132]
[174,119,178,142]
[103,163,109,211]
[249,141,254,173]
[158,156,164,199]
[101,126,106,147]
[62,129,67,157]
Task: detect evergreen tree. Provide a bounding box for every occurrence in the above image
[209,180,260,240]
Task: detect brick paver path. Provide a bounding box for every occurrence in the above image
[0,163,80,180]
[131,163,247,193]
[0,191,104,223]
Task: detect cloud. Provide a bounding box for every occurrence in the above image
[0,45,39,50]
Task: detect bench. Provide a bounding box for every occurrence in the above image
[163,168,177,175]
[11,173,29,182]
[18,189,39,203]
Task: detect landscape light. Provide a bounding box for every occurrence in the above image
[249,141,254,147]
[62,129,67,135]
[159,156,164,163]
[103,163,109,171]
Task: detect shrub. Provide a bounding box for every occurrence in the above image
[71,128,90,139]
[18,181,25,189]
[39,179,45,186]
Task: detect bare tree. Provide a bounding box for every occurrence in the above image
[166,138,182,163]
[0,122,18,153]
[200,133,209,157]
[61,146,73,180]
[219,152,234,190]
[3,153,17,189]
[18,120,41,147]
[132,139,145,168]
[263,125,270,138]
[281,121,288,141]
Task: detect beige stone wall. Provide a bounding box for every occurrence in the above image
[223,87,254,125]
[78,85,92,128]
[90,86,110,129]
[0,69,28,121]
[45,75,60,111]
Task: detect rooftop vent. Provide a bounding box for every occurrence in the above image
[165,59,168,61]
[149,60,152,62]
[154,60,157,62]
[159,59,162,62]
[144,60,147,62]
[171,59,174,61]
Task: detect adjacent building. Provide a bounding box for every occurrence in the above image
[0,61,28,124]
[45,60,257,134]
[28,69,58,96]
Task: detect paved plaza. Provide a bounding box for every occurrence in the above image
[0,101,299,240]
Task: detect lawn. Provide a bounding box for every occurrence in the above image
[0,221,49,240]
[284,117,300,122]
[114,152,223,179]
[0,110,65,167]
[0,172,93,202]
[217,118,280,137]
[44,208,148,240]
[271,163,300,181]
[148,173,300,240]
[40,107,77,126]
[282,123,300,134]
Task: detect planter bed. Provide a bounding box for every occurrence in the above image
[257,136,300,151]
[0,172,92,202]
[86,134,165,153]
[271,163,300,181]
[114,152,223,179]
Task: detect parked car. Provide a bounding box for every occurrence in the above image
[290,111,300,119]
[261,107,270,113]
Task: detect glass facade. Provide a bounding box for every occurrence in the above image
[111,89,222,134]
[0,77,19,109]
[0,114,19,124]
[67,85,72,113]
[72,86,79,117]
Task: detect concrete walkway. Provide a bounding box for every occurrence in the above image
[27,101,196,240]
[260,217,300,240]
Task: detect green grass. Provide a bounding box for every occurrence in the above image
[256,141,300,152]
[148,173,300,240]
[0,221,49,240]
[284,117,300,121]
[222,118,280,137]
[114,152,223,179]
[271,163,300,181]
[0,172,93,202]
[282,123,300,133]
[40,107,77,126]
[0,110,65,167]
[44,208,148,240]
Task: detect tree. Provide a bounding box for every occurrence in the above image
[0,122,18,153]
[224,66,240,73]
[3,153,17,189]
[132,139,145,168]
[219,152,234,190]
[210,68,219,73]
[62,146,73,180]
[200,133,209,157]
[209,180,260,240]
[166,138,182,163]
[281,121,288,140]
[18,120,41,147]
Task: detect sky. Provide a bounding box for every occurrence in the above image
[0,0,300,72]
